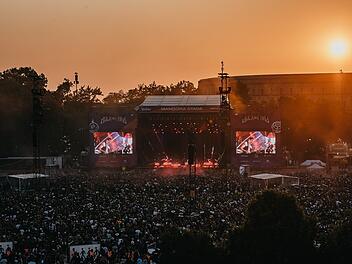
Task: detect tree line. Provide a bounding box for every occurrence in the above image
[1,66,351,162]
[0,67,197,159]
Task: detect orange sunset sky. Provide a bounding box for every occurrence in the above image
[1,0,352,94]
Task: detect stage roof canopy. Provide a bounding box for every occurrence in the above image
[139,95,220,107]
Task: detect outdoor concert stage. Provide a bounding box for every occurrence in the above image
[137,95,223,168]
[89,95,282,169]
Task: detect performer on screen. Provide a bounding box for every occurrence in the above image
[265,132,276,154]
[240,137,253,154]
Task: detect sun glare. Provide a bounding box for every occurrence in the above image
[330,39,347,58]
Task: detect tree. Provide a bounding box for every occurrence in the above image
[0,67,47,88]
[53,78,73,105]
[39,79,73,155]
[40,78,103,157]
[102,90,126,104]
[159,229,221,264]
[65,85,103,104]
[169,80,198,95]
[227,191,316,264]
[321,218,352,264]
[0,67,48,157]
[102,80,198,106]
[60,84,103,157]
[0,68,200,160]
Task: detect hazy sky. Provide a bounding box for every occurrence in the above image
[1,0,352,94]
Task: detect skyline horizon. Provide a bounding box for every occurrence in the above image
[2,64,351,94]
[1,0,352,93]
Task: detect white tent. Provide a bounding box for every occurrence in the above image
[307,163,325,170]
[8,173,49,180]
[300,160,326,167]
[7,173,49,191]
[249,173,299,189]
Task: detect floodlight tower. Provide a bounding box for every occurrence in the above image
[218,61,232,169]
[188,143,196,195]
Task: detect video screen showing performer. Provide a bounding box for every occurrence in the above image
[236,131,276,154]
[93,132,133,155]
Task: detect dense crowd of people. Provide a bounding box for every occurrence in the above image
[1,169,352,263]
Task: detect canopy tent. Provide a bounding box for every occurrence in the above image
[7,173,49,191]
[307,163,326,170]
[300,160,326,167]
[8,173,49,180]
[249,173,299,189]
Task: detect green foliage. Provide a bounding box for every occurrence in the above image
[103,89,126,104]
[53,78,73,105]
[0,67,47,156]
[0,66,197,159]
[160,229,221,264]
[321,219,352,264]
[227,191,316,264]
[0,67,103,158]
[0,67,47,88]
[102,80,197,106]
[56,82,103,156]
[65,85,103,104]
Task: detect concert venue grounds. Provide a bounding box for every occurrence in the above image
[1,168,351,263]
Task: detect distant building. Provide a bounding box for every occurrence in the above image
[198,73,352,111]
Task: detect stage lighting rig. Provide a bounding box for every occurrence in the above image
[218,61,231,109]
[218,61,232,169]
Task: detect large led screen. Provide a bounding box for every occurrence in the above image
[236,131,276,154]
[94,132,133,155]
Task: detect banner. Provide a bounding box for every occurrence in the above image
[0,241,13,253]
[69,244,100,260]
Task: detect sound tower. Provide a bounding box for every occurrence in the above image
[188,144,196,165]
[188,141,196,200]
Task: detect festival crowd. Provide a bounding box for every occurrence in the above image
[1,169,352,263]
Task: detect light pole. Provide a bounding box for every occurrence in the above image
[74,72,79,92]
[31,74,45,177]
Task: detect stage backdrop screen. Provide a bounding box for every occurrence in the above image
[94,132,133,155]
[236,131,276,154]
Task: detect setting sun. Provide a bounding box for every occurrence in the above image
[330,39,348,57]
